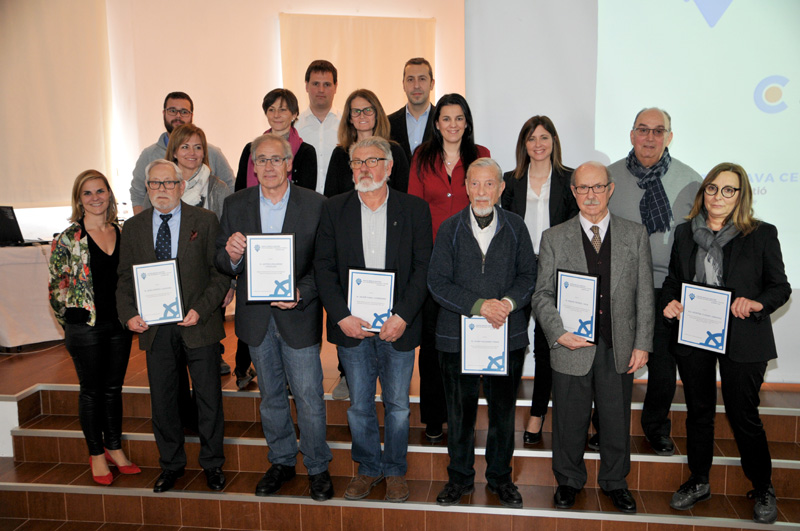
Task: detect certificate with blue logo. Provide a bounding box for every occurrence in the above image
[557,270,599,343]
[461,316,507,375]
[678,282,733,354]
[133,259,184,325]
[246,234,296,302]
[347,269,395,332]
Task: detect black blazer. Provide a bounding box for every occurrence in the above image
[314,189,433,352]
[215,184,325,349]
[501,165,579,230]
[235,141,317,192]
[323,142,409,197]
[388,104,436,163]
[661,221,790,363]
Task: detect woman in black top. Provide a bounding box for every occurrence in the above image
[48,170,140,484]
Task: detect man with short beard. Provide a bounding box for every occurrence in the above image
[427,158,536,509]
[314,136,432,503]
[130,91,234,215]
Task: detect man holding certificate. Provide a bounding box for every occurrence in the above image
[215,133,334,502]
[531,161,654,514]
[427,158,536,509]
[314,136,432,503]
[116,159,230,493]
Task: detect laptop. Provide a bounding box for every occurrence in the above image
[0,206,50,246]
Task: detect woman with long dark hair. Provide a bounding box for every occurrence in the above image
[501,116,578,445]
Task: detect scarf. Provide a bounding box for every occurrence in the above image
[691,212,739,286]
[245,127,304,188]
[626,147,673,235]
[182,164,211,208]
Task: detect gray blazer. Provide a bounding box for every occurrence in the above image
[531,214,655,376]
[215,183,325,350]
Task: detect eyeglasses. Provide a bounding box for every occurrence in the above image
[254,156,289,167]
[349,157,388,169]
[632,126,670,138]
[704,184,740,198]
[573,183,612,194]
[146,180,182,190]
[164,107,193,117]
[350,107,375,117]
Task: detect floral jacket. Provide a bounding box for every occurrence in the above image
[48,221,105,327]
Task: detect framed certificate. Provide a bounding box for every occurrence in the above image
[461,316,508,375]
[133,259,184,325]
[246,234,296,302]
[347,269,395,332]
[678,282,733,354]
[557,270,599,343]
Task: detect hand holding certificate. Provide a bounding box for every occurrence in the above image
[461,316,508,375]
[347,269,395,332]
[677,282,733,354]
[133,260,184,325]
[557,270,599,343]
[247,234,296,302]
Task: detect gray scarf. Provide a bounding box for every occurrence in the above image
[691,212,739,286]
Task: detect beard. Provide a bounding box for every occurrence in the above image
[354,174,388,193]
[471,196,494,217]
[163,116,185,133]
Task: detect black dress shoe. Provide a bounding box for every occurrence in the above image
[255,464,296,496]
[646,435,675,456]
[309,470,334,501]
[425,423,444,442]
[153,469,184,493]
[554,485,579,509]
[603,488,637,513]
[436,482,474,506]
[523,414,545,445]
[587,433,600,451]
[204,467,225,491]
[488,481,523,508]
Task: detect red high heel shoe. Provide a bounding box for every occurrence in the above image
[90,458,113,485]
[104,449,141,474]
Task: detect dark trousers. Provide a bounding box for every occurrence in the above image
[147,324,225,472]
[676,349,771,489]
[552,338,633,491]
[439,347,525,487]
[419,295,447,425]
[234,337,252,377]
[529,320,552,417]
[641,288,675,438]
[64,320,132,456]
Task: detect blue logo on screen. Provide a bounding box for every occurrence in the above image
[754,76,789,114]
[691,0,733,28]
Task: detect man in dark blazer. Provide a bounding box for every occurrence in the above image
[388,57,436,163]
[215,133,333,502]
[314,136,432,503]
[532,161,654,514]
[117,159,230,493]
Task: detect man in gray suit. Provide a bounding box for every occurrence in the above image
[117,159,230,493]
[532,161,654,514]
[215,133,333,502]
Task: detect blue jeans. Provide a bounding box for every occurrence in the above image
[249,319,331,475]
[337,337,415,477]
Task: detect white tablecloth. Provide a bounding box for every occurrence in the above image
[0,244,64,347]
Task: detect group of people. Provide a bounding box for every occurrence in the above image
[46,57,790,525]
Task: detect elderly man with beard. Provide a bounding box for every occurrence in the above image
[314,136,432,503]
[427,158,536,509]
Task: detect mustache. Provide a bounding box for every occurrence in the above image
[583,198,601,206]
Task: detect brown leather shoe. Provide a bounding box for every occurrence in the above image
[344,474,384,500]
[385,475,409,502]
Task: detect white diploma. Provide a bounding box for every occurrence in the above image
[678,282,733,354]
[557,270,599,343]
[347,269,395,332]
[246,234,295,302]
[133,260,184,325]
[461,316,508,375]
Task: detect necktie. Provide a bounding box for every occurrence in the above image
[155,214,172,261]
[591,225,601,253]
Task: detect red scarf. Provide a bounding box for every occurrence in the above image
[245,127,304,188]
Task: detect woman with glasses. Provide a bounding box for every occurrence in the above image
[407,93,490,443]
[500,116,578,445]
[661,163,790,524]
[49,170,140,485]
[323,89,409,197]
[236,89,317,193]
